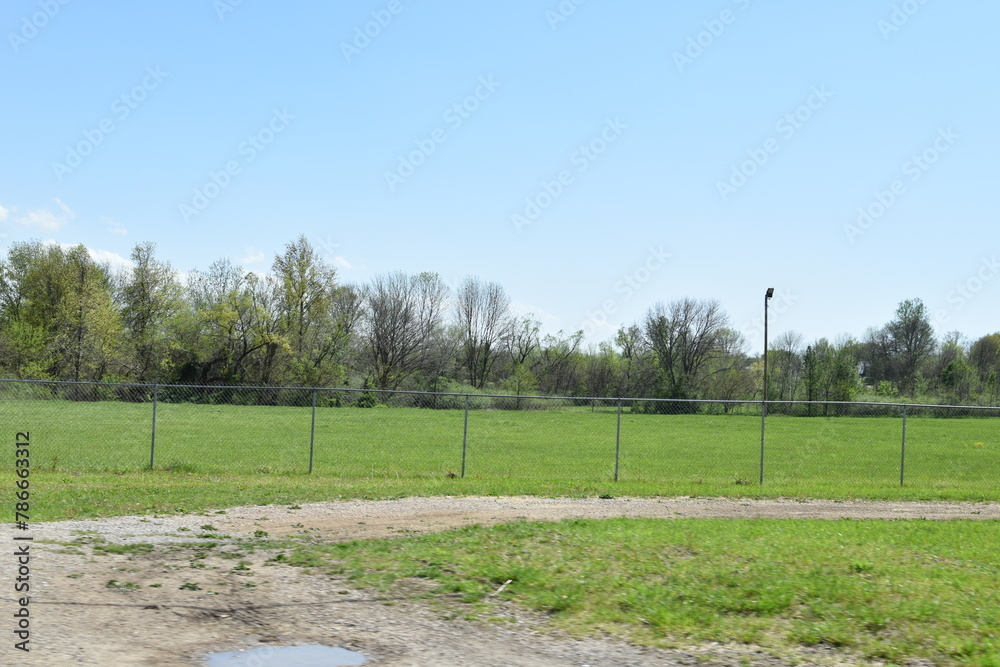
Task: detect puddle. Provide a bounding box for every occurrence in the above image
[204,644,367,666]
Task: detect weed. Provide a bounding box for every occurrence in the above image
[93,543,155,555]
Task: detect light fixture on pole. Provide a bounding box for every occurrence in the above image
[764,287,774,405]
[760,287,774,485]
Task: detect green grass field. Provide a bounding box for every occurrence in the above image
[290,518,1000,665]
[6,399,997,481]
[6,397,1000,664]
[2,398,998,519]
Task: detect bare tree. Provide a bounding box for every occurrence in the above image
[506,315,540,367]
[642,298,731,402]
[583,342,618,398]
[455,277,513,388]
[328,283,365,380]
[363,272,448,390]
[610,325,651,397]
[699,327,753,407]
[769,330,804,402]
[536,330,584,395]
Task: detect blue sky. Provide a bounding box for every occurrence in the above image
[2,0,997,351]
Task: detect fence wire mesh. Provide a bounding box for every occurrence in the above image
[312,389,464,480]
[619,399,762,486]
[1,380,997,490]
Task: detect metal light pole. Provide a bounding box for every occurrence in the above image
[764,287,773,405]
[760,287,774,485]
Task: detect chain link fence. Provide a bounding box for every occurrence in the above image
[1,379,997,489]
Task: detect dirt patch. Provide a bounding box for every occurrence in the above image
[200,495,1000,539]
[7,497,995,666]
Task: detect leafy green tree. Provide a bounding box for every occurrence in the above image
[802,338,860,414]
[179,259,275,384]
[0,319,52,379]
[19,244,124,383]
[0,241,40,324]
[270,235,349,386]
[940,359,973,402]
[7,232,1000,409]
[499,361,540,408]
[885,298,936,394]
[970,333,1000,371]
[802,343,821,413]
[116,242,183,381]
[825,337,862,407]
[0,242,51,377]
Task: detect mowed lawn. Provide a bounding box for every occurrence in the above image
[3,399,998,496]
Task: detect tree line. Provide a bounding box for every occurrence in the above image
[1,236,998,406]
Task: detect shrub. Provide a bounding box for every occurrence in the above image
[355,391,381,408]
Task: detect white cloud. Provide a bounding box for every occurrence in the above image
[54,197,73,217]
[43,240,133,271]
[239,246,266,264]
[0,205,9,221]
[17,210,67,232]
[88,248,133,271]
[314,236,353,270]
[15,199,76,232]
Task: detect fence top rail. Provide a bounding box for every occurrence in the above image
[1,378,998,412]
[762,400,1000,411]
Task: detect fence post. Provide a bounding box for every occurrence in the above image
[149,383,158,469]
[614,400,622,482]
[309,389,317,474]
[461,394,470,478]
[900,405,907,486]
[759,399,767,485]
